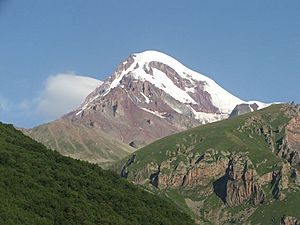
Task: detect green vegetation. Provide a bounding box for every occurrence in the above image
[0,122,195,225]
[117,104,300,224]
[163,189,193,215]
[126,104,286,175]
[250,191,300,224]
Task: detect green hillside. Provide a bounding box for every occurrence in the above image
[0,122,194,225]
[117,104,300,224]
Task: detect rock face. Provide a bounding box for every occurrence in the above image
[229,103,259,118]
[281,216,299,225]
[183,155,229,188]
[223,156,264,206]
[120,154,136,178]
[291,169,300,186]
[124,149,265,206]
[127,149,230,190]
[285,116,300,166]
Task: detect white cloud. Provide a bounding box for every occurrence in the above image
[0,73,102,127]
[37,73,103,121]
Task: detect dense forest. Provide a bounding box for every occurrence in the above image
[0,122,194,225]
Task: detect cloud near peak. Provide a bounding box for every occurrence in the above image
[37,73,103,121]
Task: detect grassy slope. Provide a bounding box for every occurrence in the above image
[127,104,287,175]
[250,191,300,224]
[22,119,134,168]
[118,104,300,223]
[0,122,195,225]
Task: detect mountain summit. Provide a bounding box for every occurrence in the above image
[66,50,268,147]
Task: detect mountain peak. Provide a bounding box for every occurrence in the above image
[99,50,246,114]
[131,50,192,71]
[67,50,270,147]
[127,49,212,83]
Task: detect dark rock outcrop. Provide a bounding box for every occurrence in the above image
[120,154,136,178]
[281,216,299,225]
[271,163,290,199]
[230,103,259,118]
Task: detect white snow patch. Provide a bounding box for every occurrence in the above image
[140,107,166,118]
[102,88,110,97]
[185,87,195,93]
[76,103,88,116]
[169,105,183,114]
[188,106,228,124]
[140,92,150,103]
[135,96,142,103]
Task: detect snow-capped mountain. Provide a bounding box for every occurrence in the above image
[66,50,269,147]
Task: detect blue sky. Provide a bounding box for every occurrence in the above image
[0,0,299,128]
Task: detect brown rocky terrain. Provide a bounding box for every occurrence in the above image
[65,82,196,148]
[22,119,134,167]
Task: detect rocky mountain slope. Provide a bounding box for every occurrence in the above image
[116,103,300,224]
[25,50,269,166]
[0,122,194,225]
[22,119,134,168]
[65,50,268,147]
